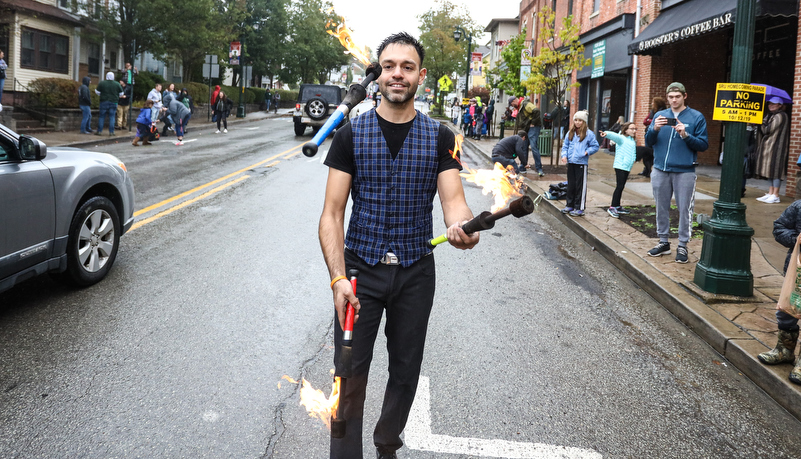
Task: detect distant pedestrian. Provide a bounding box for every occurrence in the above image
[132,99,155,147]
[264,89,272,112]
[180,88,194,114]
[644,82,708,264]
[123,62,137,85]
[94,71,123,136]
[639,97,665,177]
[451,98,460,125]
[161,83,177,135]
[491,130,527,173]
[167,96,191,145]
[511,96,544,176]
[754,97,791,204]
[116,80,132,130]
[600,122,637,218]
[272,91,280,113]
[559,110,599,217]
[483,98,494,136]
[759,203,801,384]
[148,83,163,122]
[214,91,233,133]
[78,76,93,134]
[0,50,6,103]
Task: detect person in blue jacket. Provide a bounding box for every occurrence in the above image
[559,110,599,217]
[644,82,709,264]
[132,99,154,146]
[599,121,637,218]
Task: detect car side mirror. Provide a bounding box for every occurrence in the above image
[19,136,47,161]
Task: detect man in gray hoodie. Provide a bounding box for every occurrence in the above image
[167,95,191,145]
[78,76,92,134]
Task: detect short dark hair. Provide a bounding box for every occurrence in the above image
[517,130,528,138]
[377,32,425,66]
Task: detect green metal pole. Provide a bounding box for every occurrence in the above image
[693,0,756,296]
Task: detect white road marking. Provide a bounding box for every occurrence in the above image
[239,127,260,130]
[405,376,603,459]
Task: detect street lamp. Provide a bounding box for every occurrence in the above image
[453,25,472,100]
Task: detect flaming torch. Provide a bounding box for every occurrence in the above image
[302,19,379,157]
[428,138,535,248]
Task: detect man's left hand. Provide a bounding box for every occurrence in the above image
[447,221,479,250]
[674,119,687,138]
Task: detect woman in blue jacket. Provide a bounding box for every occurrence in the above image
[132,100,154,146]
[559,110,599,217]
[600,121,637,218]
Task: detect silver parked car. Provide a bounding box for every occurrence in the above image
[0,124,135,293]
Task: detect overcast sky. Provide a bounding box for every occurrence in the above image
[332,0,520,56]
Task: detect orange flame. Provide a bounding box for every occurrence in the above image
[326,18,372,67]
[461,162,524,212]
[281,374,341,429]
[449,134,464,166]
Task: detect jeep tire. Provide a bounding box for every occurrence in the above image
[305,97,328,121]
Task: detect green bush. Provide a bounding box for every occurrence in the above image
[29,78,80,108]
[182,82,209,106]
[249,87,266,104]
[273,89,297,108]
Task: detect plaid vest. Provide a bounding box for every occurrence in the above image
[345,110,439,266]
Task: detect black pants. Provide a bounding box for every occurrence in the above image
[217,115,228,130]
[331,249,436,459]
[611,168,630,208]
[566,163,588,210]
[636,146,653,176]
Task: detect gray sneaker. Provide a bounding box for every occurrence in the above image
[647,241,671,257]
[676,246,689,263]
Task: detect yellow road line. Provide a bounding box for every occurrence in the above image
[133,144,302,217]
[129,175,250,232]
[266,161,279,167]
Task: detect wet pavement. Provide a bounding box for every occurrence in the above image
[25,112,801,422]
[455,123,801,422]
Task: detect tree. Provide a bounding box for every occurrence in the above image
[524,6,590,141]
[82,0,165,66]
[239,0,290,88]
[281,0,349,85]
[418,0,480,115]
[486,30,526,98]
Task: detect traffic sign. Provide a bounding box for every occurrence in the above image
[713,83,765,123]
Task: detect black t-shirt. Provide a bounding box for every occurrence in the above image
[324,112,462,175]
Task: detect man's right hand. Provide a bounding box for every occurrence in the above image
[332,278,360,331]
[654,115,667,131]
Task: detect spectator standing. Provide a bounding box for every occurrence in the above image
[272,91,280,113]
[78,76,92,134]
[759,203,801,384]
[123,62,137,85]
[214,91,233,133]
[116,80,132,130]
[147,83,163,122]
[161,83,177,135]
[210,84,221,121]
[491,131,527,173]
[0,50,6,103]
[639,97,665,177]
[600,122,638,218]
[167,96,191,145]
[560,100,570,141]
[180,88,194,114]
[483,98,494,136]
[319,32,479,459]
[512,96,544,176]
[559,110,599,217]
[644,82,709,263]
[132,99,155,146]
[264,88,272,111]
[94,72,122,136]
[754,97,791,204]
[451,98,460,125]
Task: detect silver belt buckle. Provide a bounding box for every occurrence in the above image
[381,252,399,265]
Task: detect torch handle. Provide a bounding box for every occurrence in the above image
[342,269,358,345]
[302,68,381,157]
[426,211,494,249]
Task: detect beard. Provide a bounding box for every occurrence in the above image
[379,79,418,105]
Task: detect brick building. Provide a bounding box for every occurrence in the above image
[519,0,800,195]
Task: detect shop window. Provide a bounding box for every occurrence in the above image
[20,28,69,74]
[88,43,100,75]
[593,0,599,12]
[568,0,573,16]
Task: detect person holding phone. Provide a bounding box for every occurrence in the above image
[644,82,709,264]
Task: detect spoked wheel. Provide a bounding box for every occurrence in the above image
[61,196,121,287]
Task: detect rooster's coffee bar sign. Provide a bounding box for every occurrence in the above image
[634,12,734,53]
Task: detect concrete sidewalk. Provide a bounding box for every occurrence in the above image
[456,124,801,421]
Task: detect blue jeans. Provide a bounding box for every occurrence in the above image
[0,78,5,102]
[79,105,92,133]
[97,101,117,133]
[492,155,520,173]
[176,114,190,137]
[527,126,542,172]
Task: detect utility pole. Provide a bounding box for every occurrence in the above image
[693,0,756,296]
[237,38,245,118]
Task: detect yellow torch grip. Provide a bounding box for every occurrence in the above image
[428,234,448,248]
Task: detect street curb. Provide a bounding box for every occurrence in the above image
[457,132,801,421]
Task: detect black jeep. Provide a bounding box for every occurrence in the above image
[293,84,346,136]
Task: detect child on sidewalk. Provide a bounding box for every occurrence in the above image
[559,110,599,217]
[599,121,637,218]
[132,100,155,146]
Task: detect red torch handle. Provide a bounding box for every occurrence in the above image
[342,269,359,345]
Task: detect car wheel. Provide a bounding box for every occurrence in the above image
[305,97,328,121]
[294,122,306,136]
[62,196,121,287]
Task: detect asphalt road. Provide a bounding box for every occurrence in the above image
[2,110,801,458]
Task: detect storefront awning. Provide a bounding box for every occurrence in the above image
[628,0,798,55]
